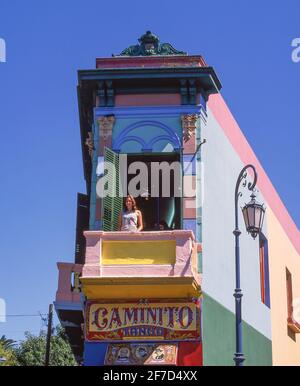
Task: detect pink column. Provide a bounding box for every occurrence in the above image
[56,263,82,302]
[82,231,102,276]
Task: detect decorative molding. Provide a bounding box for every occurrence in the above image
[180,79,198,105]
[106,80,114,107]
[95,105,201,118]
[113,120,181,152]
[97,115,115,138]
[73,272,81,294]
[85,132,94,157]
[96,81,106,107]
[181,114,199,143]
[180,79,188,105]
[96,81,115,107]
[97,115,116,156]
[117,31,186,57]
[188,79,197,105]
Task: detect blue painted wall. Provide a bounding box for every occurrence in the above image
[89,105,201,230]
[84,342,108,366]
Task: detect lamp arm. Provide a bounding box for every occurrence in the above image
[234,164,258,230]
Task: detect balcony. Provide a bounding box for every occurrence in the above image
[80,230,201,300]
[55,262,83,303]
[54,263,84,362]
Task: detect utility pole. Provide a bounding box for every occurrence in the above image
[45,303,53,366]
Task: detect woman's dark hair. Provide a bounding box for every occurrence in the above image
[123,195,137,211]
[159,220,169,230]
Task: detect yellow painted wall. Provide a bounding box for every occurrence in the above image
[81,278,200,300]
[268,208,300,365]
[102,240,176,265]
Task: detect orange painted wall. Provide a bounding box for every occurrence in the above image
[267,208,300,365]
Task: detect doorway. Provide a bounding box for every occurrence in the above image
[126,153,181,231]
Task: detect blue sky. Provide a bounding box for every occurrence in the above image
[0,0,299,342]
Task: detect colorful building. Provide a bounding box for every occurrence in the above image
[54,32,300,366]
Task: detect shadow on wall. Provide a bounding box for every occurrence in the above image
[202,293,272,366]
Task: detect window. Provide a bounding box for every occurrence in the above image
[126,153,181,231]
[286,268,300,334]
[286,268,293,321]
[259,234,270,308]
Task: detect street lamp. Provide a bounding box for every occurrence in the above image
[233,164,265,367]
[242,193,265,239]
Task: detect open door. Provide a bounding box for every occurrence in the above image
[102,148,123,231]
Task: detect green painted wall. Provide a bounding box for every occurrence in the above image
[202,293,272,366]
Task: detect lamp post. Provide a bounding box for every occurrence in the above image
[233,164,265,367]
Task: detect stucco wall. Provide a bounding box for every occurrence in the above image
[202,293,272,366]
[201,106,271,341]
[267,208,300,365]
[204,95,300,365]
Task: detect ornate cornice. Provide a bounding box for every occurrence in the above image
[116,31,187,57]
[85,131,94,157]
[181,114,199,142]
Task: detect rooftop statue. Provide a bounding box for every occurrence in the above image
[116,31,187,56]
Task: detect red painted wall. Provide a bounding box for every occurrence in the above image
[96,56,207,69]
[177,342,202,366]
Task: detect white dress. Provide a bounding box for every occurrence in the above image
[121,210,138,231]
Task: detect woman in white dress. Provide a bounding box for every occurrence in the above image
[118,195,143,232]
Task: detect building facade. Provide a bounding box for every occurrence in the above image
[54,32,300,366]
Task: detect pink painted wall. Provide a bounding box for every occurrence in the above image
[208,94,300,256]
[115,93,181,106]
[96,56,206,69]
[82,230,201,284]
[56,262,82,302]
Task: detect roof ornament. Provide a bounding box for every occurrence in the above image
[116,31,187,56]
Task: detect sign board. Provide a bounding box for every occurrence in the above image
[104,343,178,366]
[86,299,200,342]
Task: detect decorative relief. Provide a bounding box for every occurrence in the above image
[85,132,94,157]
[117,31,186,57]
[181,114,199,142]
[97,115,116,156]
[113,120,181,152]
[72,272,81,293]
[104,343,178,366]
[97,115,115,139]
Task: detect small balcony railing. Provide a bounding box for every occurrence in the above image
[81,230,201,284]
[55,262,83,303]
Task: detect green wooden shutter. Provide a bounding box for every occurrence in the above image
[74,193,89,264]
[102,148,123,231]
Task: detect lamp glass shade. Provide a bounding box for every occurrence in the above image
[255,206,262,228]
[242,206,250,229]
[248,206,255,228]
[242,197,265,239]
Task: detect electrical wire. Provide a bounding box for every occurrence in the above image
[0,314,47,317]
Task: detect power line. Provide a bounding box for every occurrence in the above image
[0,314,47,317]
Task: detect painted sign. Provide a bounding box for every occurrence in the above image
[104,343,178,365]
[86,299,200,342]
